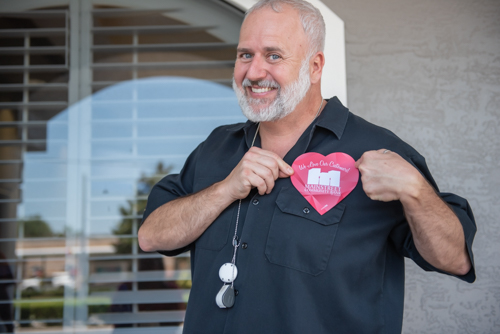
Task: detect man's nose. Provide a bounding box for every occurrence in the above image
[246,56,267,82]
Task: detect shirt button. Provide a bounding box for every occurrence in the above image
[241,242,248,249]
[303,207,310,214]
[252,199,259,205]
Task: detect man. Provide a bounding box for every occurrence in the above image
[138,0,476,333]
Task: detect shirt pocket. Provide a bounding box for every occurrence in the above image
[265,187,345,276]
[194,177,235,251]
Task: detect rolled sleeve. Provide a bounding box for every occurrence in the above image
[403,192,476,283]
[392,153,477,283]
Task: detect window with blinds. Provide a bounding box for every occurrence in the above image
[0,8,70,333]
[0,1,244,332]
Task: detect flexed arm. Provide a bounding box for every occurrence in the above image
[138,147,294,252]
[355,149,471,276]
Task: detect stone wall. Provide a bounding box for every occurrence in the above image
[322,0,500,332]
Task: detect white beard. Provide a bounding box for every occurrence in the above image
[232,57,311,122]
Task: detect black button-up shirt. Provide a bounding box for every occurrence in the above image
[143,97,476,334]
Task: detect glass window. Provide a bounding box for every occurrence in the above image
[0,1,244,332]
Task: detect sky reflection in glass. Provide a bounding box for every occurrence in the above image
[21,77,245,235]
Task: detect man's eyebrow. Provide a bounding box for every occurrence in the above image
[263,47,284,53]
[236,47,284,53]
[236,48,251,53]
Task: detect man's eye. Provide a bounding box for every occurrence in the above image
[241,53,252,59]
[269,54,281,60]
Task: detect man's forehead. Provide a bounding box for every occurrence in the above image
[238,6,304,51]
[237,29,294,52]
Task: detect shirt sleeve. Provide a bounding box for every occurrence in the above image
[141,142,204,257]
[390,153,477,283]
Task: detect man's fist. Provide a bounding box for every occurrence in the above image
[355,149,425,202]
[220,147,294,201]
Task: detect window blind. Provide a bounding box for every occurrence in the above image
[0,1,244,332]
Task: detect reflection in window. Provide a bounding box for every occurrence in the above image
[1,2,244,331]
[14,76,245,331]
[85,77,244,330]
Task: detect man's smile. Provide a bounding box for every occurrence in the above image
[250,86,275,94]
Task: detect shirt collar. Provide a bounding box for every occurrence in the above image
[226,120,259,149]
[314,96,349,140]
[226,96,350,147]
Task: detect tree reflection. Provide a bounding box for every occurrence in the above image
[23,215,58,238]
[113,162,172,254]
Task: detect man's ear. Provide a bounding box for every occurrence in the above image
[310,51,325,84]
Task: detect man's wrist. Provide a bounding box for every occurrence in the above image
[211,180,239,207]
[398,172,430,206]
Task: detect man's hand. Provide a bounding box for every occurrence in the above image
[355,149,471,276]
[221,147,294,201]
[355,149,424,202]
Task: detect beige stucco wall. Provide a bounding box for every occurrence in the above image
[321,0,500,332]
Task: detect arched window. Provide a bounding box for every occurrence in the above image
[0,1,345,331]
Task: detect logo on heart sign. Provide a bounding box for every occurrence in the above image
[290,152,359,215]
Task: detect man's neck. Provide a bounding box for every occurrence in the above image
[259,92,324,158]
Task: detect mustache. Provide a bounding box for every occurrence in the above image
[241,78,280,89]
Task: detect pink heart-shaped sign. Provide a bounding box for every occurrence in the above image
[290,152,359,215]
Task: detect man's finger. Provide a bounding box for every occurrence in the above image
[355,157,362,169]
[278,161,294,178]
[246,172,270,196]
[248,147,293,178]
[376,148,391,154]
[355,152,366,169]
[249,162,277,193]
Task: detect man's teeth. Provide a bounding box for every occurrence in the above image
[251,87,273,93]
